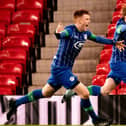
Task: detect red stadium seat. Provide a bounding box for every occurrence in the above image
[0,49,27,73]
[117,88,126,95]
[104,45,112,49]
[107,24,116,37]
[112,11,122,23]
[0,10,11,26]
[16,0,49,33]
[0,62,23,87]
[96,63,110,75]
[12,10,40,32]
[99,49,112,64]
[16,0,44,21]
[116,0,121,4]
[0,39,1,49]
[0,87,15,95]
[16,0,43,10]
[109,83,121,95]
[120,81,126,88]
[7,23,36,46]
[109,89,117,95]
[0,75,18,94]
[116,0,126,4]
[0,0,15,13]
[92,75,107,86]
[0,24,6,40]
[115,0,126,11]
[116,82,126,95]
[104,37,113,49]
[2,36,31,57]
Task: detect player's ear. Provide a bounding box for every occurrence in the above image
[79,19,83,25]
[74,17,78,23]
[77,17,81,24]
[79,19,81,24]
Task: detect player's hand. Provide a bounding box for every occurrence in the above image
[61,90,76,103]
[116,40,126,52]
[56,23,64,33]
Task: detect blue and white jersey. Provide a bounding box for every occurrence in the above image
[52,25,90,68]
[52,24,114,68]
[111,18,126,63]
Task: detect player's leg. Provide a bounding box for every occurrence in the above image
[61,85,101,103]
[72,82,110,126]
[59,68,100,124]
[62,79,117,102]
[7,83,56,120]
[7,71,62,120]
[101,61,126,95]
[89,72,121,96]
[15,83,56,107]
[73,82,98,122]
[101,78,117,95]
[85,77,117,96]
[62,70,121,101]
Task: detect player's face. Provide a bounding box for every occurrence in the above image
[80,14,91,31]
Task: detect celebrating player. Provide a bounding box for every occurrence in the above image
[7,9,125,126]
[62,5,126,121]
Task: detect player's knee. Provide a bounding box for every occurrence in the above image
[42,89,54,98]
[80,91,90,99]
[101,87,110,95]
[43,92,52,98]
[42,84,55,97]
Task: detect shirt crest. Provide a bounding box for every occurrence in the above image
[84,34,87,40]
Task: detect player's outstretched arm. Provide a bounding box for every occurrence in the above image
[88,33,115,45]
[88,32,125,51]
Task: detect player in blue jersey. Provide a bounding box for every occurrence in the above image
[62,5,126,113]
[88,4,126,96]
[6,9,125,126]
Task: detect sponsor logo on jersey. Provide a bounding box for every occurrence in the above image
[74,41,84,50]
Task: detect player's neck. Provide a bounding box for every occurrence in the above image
[75,23,81,32]
[75,23,83,32]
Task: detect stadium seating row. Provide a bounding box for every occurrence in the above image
[0,0,56,95]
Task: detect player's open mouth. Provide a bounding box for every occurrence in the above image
[86,25,88,27]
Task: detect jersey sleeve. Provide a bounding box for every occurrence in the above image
[113,24,126,42]
[116,24,126,34]
[87,31,115,45]
[55,26,72,39]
